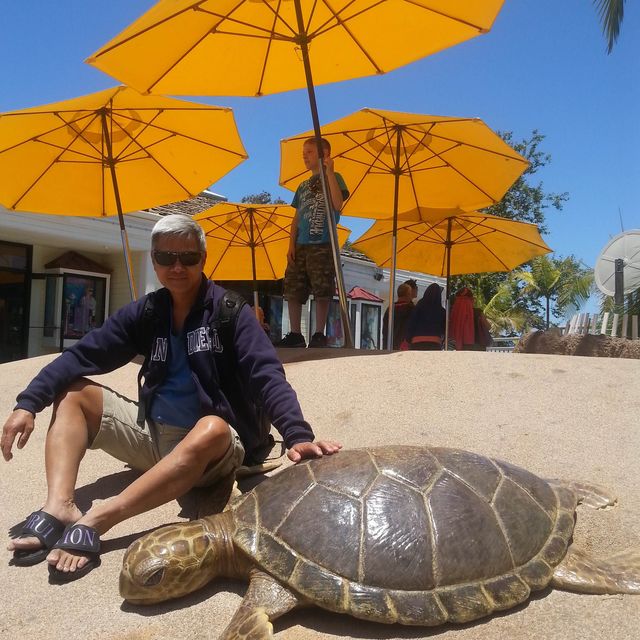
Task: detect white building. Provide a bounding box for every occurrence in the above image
[0,195,443,362]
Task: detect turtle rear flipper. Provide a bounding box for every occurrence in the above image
[548,480,618,509]
[219,569,304,640]
[571,482,618,509]
[551,546,640,594]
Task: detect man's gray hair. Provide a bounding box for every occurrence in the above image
[151,214,206,252]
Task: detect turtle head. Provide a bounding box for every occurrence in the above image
[119,516,232,604]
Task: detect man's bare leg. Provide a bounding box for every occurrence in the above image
[8,379,103,555]
[47,415,233,575]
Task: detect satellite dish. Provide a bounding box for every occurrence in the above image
[594,230,640,299]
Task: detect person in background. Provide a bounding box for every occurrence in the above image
[405,283,446,350]
[278,137,349,349]
[403,278,419,302]
[449,287,492,351]
[382,282,415,350]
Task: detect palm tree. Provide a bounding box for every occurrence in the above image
[515,256,594,329]
[481,280,537,335]
[593,0,626,53]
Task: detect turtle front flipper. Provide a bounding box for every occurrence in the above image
[219,569,304,640]
[551,546,640,594]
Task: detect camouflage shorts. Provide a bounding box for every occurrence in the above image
[283,243,335,304]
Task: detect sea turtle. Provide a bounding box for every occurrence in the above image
[120,446,640,638]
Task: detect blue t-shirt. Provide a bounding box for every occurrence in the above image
[292,172,349,245]
[149,330,201,428]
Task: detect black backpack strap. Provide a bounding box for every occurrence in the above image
[214,290,247,354]
[136,291,157,425]
[212,289,275,465]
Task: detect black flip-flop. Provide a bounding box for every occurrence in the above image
[48,523,101,583]
[12,510,66,567]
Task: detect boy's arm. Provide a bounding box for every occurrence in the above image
[324,156,345,211]
[287,212,299,264]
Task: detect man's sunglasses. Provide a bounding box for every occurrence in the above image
[153,251,203,267]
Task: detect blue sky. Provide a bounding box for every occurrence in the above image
[1,1,638,292]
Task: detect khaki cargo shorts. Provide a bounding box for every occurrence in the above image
[283,243,335,304]
[89,386,245,487]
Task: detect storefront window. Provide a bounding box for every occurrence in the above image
[360,303,381,350]
[61,275,106,340]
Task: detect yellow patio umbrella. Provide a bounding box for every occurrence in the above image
[352,207,552,347]
[0,85,247,299]
[87,0,507,345]
[280,109,529,215]
[194,202,350,315]
[281,109,530,348]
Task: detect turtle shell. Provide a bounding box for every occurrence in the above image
[231,446,576,626]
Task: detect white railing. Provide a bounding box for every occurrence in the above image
[562,312,639,339]
[486,337,519,353]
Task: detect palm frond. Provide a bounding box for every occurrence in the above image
[593,0,626,53]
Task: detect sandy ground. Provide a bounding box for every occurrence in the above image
[1,349,639,640]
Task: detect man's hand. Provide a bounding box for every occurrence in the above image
[288,440,342,463]
[1,409,35,461]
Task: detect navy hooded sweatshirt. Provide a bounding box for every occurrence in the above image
[14,278,314,462]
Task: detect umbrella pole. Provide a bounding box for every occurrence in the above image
[101,111,137,301]
[293,0,353,349]
[444,218,452,351]
[248,211,261,321]
[387,128,403,351]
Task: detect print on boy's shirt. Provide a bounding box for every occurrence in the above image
[305,176,327,239]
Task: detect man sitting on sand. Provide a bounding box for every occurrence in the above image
[1,213,340,582]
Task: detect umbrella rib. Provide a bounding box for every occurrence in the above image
[415,126,500,204]
[339,130,396,173]
[314,0,384,73]
[0,111,105,160]
[143,4,258,94]
[111,109,247,160]
[253,208,291,242]
[340,133,394,205]
[198,3,297,39]
[206,208,247,276]
[115,121,196,199]
[255,1,283,97]
[310,0,487,44]
[402,0,492,32]
[429,128,529,162]
[450,216,551,273]
[451,219,512,271]
[459,216,551,251]
[7,111,101,209]
[401,132,423,211]
[108,108,165,163]
[252,208,280,277]
[91,1,210,57]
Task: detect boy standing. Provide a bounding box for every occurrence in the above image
[278,137,349,348]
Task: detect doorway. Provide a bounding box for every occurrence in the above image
[0,241,31,363]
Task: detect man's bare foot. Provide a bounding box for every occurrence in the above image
[46,514,102,576]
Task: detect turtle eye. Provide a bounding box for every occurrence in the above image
[143,568,165,587]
